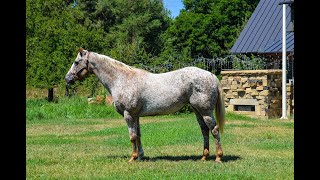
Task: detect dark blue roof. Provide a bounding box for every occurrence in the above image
[264,31,294,53]
[230,0,294,54]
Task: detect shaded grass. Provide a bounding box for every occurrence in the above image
[27,113,294,179]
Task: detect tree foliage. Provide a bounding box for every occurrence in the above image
[26,0,107,91]
[162,0,259,59]
[72,0,171,67]
[26,0,259,99]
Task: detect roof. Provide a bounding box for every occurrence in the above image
[230,0,294,54]
[264,31,294,53]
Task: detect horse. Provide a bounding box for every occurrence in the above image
[65,48,226,163]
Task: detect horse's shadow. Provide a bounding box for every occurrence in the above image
[142,155,240,162]
[105,155,240,162]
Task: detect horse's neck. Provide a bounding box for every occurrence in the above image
[90,54,139,95]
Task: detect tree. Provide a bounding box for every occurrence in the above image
[77,0,170,67]
[26,0,107,101]
[161,0,259,60]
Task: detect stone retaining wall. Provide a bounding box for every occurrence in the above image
[88,95,113,105]
[220,70,294,119]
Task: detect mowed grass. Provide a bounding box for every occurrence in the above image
[26,98,294,179]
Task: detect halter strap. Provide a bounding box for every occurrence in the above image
[86,51,90,66]
[75,51,90,76]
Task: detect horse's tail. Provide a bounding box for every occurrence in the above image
[214,75,225,134]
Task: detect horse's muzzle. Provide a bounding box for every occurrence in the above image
[65,74,76,85]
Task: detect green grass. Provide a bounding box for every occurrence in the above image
[26,96,122,123]
[26,97,294,179]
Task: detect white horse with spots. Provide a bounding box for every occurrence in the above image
[65,48,226,163]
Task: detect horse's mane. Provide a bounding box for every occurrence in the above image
[95,53,145,73]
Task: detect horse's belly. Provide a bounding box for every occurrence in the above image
[140,103,186,116]
[139,95,188,116]
[139,72,193,116]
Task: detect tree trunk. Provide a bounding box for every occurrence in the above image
[48,88,54,102]
[65,85,69,97]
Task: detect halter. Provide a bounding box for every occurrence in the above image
[75,51,90,77]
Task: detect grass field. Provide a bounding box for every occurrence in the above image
[26,97,294,179]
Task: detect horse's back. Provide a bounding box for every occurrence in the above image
[144,66,214,92]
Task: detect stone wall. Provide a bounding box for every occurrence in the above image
[220,70,294,119]
[88,95,113,105]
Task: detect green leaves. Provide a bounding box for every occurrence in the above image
[27,0,260,98]
[26,0,107,90]
[163,0,259,59]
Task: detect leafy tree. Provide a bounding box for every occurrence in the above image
[26,0,260,100]
[27,0,170,100]
[26,0,107,101]
[77,0,170,67]
[161,0,259,61]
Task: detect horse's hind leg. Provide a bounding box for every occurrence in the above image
[124,111,140,162]
[202,114,223,162]
[194,110,210,161]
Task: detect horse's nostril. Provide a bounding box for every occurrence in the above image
[65,75,75,85]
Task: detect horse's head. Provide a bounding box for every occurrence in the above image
[65,47,92,86]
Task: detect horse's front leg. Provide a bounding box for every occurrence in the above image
[124,111,140,163]
[136,118,144,160]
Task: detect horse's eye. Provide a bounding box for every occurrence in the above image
[74,61,79,65]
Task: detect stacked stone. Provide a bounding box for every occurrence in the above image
[88,95,105,105]
[220,70,285,118]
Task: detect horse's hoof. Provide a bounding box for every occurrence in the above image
[128,157,137,163]
[214,159,222,163]
[201,156,207,161]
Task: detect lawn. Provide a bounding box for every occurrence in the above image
[26,97,294,179]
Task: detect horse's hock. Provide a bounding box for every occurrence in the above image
[221,70,294,119]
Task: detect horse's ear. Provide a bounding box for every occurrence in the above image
[78,47,85,56]
[78,47,84,52]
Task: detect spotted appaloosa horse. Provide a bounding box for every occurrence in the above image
[65,48,226,163]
